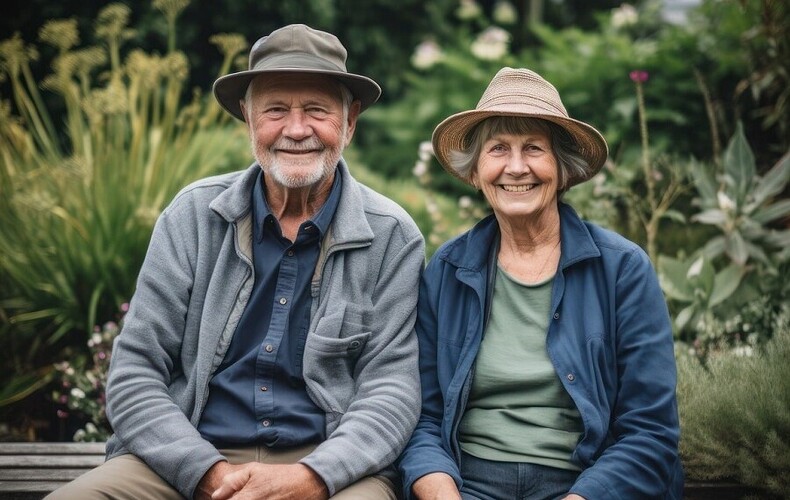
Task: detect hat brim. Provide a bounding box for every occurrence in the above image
[213,68,382,121]
[432,109,608,188]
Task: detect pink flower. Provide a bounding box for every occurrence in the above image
[57,409,69,419]
[629,70,649,83]
[120,302,130,312]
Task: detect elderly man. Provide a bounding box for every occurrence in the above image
[48,24,424,500]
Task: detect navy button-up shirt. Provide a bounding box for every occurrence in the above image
[198,169,341,447]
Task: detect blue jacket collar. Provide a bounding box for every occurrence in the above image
[438,202,601,272]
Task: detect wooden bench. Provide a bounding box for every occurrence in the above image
[0,442,105,499]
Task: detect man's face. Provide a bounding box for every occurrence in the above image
[241,74,360,189]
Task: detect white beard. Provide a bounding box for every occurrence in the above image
[251,129,347,189]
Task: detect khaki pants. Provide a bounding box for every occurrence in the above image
[46,444,397,499]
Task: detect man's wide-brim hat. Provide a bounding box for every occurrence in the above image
[432,67,608,187]
[213,24,381,121]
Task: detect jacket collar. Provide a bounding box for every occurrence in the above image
[209,158,374,248]
[438,202,600,272]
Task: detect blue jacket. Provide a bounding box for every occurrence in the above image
[399,203,683,499]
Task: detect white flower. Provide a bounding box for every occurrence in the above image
[71,388,86,399]
[611,3,638,29]
[458,196,473,209]
[88,333,102,347]
[411,40,443,70]
[493,1,518,24]
[733,345,753,357]
[413,161,428,178]
[418,141,434,161]
[457,0,482,20]
[471,27,511,60]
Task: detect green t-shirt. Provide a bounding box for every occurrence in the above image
[458,265,582,470]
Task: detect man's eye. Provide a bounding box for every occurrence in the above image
[306,107,329,116]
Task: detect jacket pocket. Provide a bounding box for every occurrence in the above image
[304,302,371,414]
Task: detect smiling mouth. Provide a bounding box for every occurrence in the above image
[500,184,537,192]
[277,149,321,155]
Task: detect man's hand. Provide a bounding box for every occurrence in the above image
[561,495,587,500]
[412,472,461,500]
[203,462,328,500]
[196,461,236,500]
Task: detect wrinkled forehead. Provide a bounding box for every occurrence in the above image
[248,73,345,103]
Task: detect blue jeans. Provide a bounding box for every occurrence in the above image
[460,450,580,500]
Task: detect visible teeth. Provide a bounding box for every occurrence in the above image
[501,184,535,192]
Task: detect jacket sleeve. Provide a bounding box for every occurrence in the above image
[570,246,682,500]
[398,258,464,499]
[105,202,224,499]
[300,227,426,495]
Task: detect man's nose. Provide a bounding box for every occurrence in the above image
[282,109,312,140]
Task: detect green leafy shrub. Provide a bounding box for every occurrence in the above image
[677,319,790,496]
[658,124,789,350]
[0,2,250,423]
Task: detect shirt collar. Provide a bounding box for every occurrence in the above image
[252,169,342,240]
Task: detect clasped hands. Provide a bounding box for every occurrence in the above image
[196,460,329,500]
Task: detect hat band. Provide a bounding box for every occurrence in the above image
[479,93,567,117]
[252,52,346,73]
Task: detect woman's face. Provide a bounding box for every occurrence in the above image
[472,129,559,221]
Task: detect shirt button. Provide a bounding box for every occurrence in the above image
[279,297,287,305]
[261,419,271,427]
[553,312,560,320]
[567,373,575,382]
[287,250,294,257]
[260,386,268,392]
[265,344,274,353]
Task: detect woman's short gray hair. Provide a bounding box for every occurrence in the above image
[448,116,590,193]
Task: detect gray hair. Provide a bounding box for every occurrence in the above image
[448,116,590,193]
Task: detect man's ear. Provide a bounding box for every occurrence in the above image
[344,100,362,146]
[239,99,249,124]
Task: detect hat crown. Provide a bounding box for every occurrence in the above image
[249,24,348,73]
[477,67,568,117]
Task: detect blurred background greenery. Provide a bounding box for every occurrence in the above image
[1,0,788,494]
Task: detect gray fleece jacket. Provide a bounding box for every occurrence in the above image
[104,160,425,498]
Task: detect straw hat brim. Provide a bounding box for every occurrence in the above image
[431,109,608,187]
[213,68,382,122]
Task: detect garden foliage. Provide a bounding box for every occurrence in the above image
[677,323,790,496]
[0,2,249,417]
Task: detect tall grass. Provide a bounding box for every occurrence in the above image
[0,2,249,408]
[677,312,790,496]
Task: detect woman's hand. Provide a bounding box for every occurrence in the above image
[412,472,462,500]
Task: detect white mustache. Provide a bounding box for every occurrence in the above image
[271,137,324,151]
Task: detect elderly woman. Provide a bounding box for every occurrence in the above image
[398,67,683,500]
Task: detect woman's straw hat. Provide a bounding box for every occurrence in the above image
[431,67,608,187]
